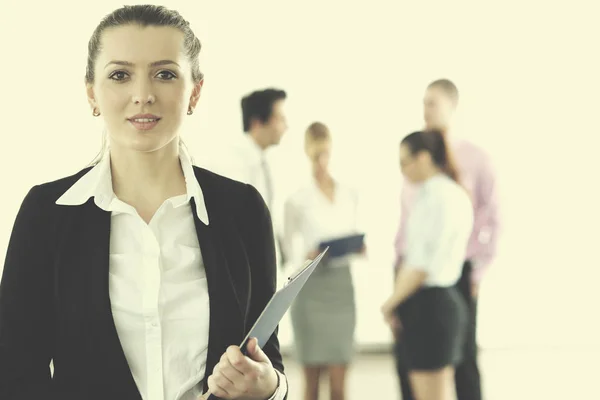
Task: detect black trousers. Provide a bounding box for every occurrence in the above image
[393,261,483,400]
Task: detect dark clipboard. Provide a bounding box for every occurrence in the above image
[206,247,328,399]
[318,233,365,259]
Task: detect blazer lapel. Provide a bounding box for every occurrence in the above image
[191,198,246,393]
[56,199,141,399]
[56,181,247,396]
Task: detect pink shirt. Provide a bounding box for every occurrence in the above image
[394,138,500,284]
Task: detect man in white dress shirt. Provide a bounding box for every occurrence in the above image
[210,88,288,266]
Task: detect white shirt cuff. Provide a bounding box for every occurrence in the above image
[266,369,288,400]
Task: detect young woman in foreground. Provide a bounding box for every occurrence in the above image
[0,5,287,400]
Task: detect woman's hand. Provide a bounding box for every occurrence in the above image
[306,249,320,260]
[380,299,396,325]
[200,338,278,400]
[471,282,479,298]
[381,300,402,340]
[358,244,367,256]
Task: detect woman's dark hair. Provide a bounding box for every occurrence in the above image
[85,5,204,84]
[85,5,202,166]
[401,130,460,183]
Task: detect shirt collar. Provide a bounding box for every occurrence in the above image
[56,143,209,225]
[421,172,447,190]
[244,133,267,162]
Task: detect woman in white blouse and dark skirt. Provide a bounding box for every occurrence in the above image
[381,130,473,400]
[283,122,364,400]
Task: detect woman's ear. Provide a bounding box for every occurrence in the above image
[416,150,431,164]
[86,82,98,113]
[188,79,204,110]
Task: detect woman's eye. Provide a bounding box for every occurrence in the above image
[109,71,128,81]
[157,71,177,80]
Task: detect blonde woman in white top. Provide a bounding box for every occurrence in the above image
[283,122,364,400]
[381,130,473,400]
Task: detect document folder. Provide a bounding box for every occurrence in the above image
[206,247,328,399]
[318,233,365,258]
[240,247,328,353]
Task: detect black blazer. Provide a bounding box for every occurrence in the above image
[0,166,285,400]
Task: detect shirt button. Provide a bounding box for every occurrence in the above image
[151,322,158,327]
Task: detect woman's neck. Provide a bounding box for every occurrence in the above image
[421,166,443,182]
[314,171,335,202]
[109,141,186,206]
[314,171,333,187]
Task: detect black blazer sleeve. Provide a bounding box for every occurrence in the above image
[0,186,55,399]
[238,184,284,375]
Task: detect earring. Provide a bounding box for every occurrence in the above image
[187,107,194,115]
[92,108,100,117]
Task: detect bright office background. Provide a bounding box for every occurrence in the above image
[0,0,599,353]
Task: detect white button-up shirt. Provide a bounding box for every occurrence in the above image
[404,174,474,287]
[206,135,283,264]
[56,145,210,400]
[56,144,287,400]
[208,135,273,207]
[283,179,361,267]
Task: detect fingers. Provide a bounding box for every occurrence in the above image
[226,345,258,375]
[471,283,479,298]
[207,351,250,399]
[246,338,270,364]
[218,352,246,382]
[382,306,394,325]
[206,373,232,399]
[206,345,263,398]
[384,313,402,339]
[205,342,277,399]
[246,337,257,355]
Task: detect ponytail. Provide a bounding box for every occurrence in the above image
[438,133,460,183]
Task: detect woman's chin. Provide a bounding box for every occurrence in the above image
[110,135,177,155]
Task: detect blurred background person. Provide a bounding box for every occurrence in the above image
[382,130,473,400]
[394,79,500,400]
[207,87,289,266]
[282,122,364,400]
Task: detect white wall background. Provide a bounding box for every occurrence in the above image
[1,0,599,352]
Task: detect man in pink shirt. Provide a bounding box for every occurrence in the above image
[393,79,500,400]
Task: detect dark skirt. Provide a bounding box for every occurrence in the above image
[395,286,468,370]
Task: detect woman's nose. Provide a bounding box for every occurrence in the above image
[132,80,156,105]
[132,93,155,105]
